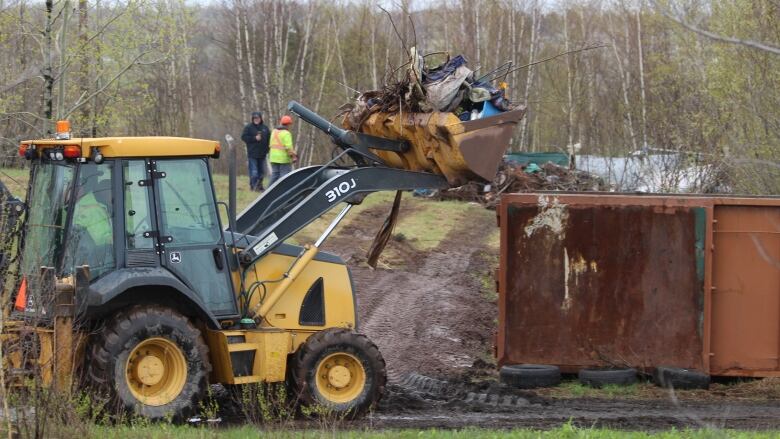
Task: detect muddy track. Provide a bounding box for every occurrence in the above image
[325,199,496,383]
[313,199,780,431]
[363,374,780,430]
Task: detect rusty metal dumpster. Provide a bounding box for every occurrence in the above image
[497,193,780,377]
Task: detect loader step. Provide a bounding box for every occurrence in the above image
[227,342,259,353]
[232,375,263,385]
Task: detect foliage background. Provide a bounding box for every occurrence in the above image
[0,0,778,191]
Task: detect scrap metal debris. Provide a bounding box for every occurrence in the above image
[341,48,519,131]
[425,160,606,210]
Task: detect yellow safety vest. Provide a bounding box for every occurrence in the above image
[269,129,294,164]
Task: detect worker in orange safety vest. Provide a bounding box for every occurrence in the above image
[268,115,297,185]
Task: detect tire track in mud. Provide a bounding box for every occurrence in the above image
[325,199,496,383]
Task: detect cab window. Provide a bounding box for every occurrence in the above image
[124,160,154,250]
[63,163,115,279]
[157,159,220,245]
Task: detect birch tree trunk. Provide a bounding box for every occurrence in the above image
[611,24,637,152]
[519,5,540,151]
[304,19,335,165]
[333,17,350,101]
[177,0,195,137]
[234,4,248,118]
[261,3,273,114]
[637,8,648,150]
[241,3,259,110]
[564,8,575,151]
[579,6,594,151]
[77,0,90,128]
[56,1,71,121]
[294,1,315,148]
[474,0,481,63]
[370,3,378,89]
[43,0,54,131]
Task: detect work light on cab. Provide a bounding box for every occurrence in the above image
[63,145,81,158]
[55,120,71,140]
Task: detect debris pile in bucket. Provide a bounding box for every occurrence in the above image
[341,48,519,130]
[420,160,606,209]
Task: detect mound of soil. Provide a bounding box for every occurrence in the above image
[325,200,497,383]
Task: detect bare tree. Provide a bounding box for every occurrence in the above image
[654,0,780,55]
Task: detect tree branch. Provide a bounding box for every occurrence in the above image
[0,65,42,93]
[654,1,780,55]
[63,51,158,119]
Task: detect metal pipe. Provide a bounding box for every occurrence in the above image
[288,100,347,138]
[253,203,352,319]
[225,134,238,233]
[315,204,352,248]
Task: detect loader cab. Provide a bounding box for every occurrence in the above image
[18,137,237,320]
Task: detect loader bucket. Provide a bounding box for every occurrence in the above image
[353,107,526,186]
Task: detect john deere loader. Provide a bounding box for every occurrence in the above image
[2,101,524,419]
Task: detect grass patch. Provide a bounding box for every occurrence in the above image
[211,173,264,215]
[471,249,499,302]
[547,381,641,399]
[394,197,495,251]
[0,166,29,197]
[487,227,500,251]
[536,377,780,402]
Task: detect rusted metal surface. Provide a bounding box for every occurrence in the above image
[498,192,780,377]
[498,193,706,372]
[357,108,526,186]
[711,206,780,375]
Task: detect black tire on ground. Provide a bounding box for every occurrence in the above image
[292,328,386,417]
[499,364,561,389]
[578,367,638,388]
[653,366,710,390]
[87,305,211,420]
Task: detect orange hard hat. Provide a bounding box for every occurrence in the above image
[280,115,293,126]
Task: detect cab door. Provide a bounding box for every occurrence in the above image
[152,158,237,316]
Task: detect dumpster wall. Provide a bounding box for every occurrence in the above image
[498,193,780,377]
[497,194,707,372]
[710,204,780,376]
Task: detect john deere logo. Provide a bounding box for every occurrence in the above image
[169,252,182,264]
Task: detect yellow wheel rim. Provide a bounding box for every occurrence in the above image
[315,352,366,404]
[125,337,187,407]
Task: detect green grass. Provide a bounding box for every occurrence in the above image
[394,198,495,251]
[64,424,780,439]
[0,166,29,197]
[545,381,641,399]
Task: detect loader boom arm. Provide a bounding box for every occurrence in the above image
[231,101,449,266]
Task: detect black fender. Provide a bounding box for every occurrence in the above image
[81,267,221,329]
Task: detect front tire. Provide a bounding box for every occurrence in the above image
[293,328,386,417]
[87,305,211,420]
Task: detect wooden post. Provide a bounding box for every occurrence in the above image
[52,266,87,393]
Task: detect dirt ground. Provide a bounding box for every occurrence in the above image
[326,201,496,383]
[316,197,780,431]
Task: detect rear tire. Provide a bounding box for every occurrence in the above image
[87,305,211,421]
[653,366,709,390]
[500,364,561,389]
[292,328,386,418]
[578,367,637,388]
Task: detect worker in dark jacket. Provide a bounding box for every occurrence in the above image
[240,111,271,191]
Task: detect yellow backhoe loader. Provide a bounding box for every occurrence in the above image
[2,101,524,420]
